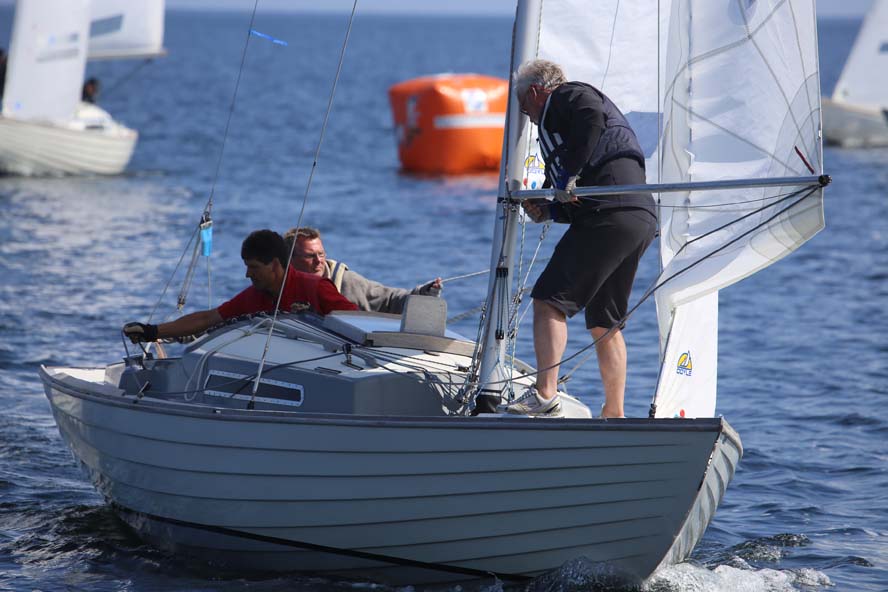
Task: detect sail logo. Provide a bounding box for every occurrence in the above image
[523,154,545,189]
[676,351,693,376]
[37,32,81,63]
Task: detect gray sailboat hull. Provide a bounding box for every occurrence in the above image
[41,361,741,585]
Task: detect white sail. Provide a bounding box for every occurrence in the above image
[515,0,667,180]
[87,0,166,60]
[653,0,825,418]
[653,293,718,418]
[487,0,825,418]
[480,0,665,395]
[1,0,90,122]
[832,0,888,109]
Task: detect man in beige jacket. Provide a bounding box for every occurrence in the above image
[284,227,442,314]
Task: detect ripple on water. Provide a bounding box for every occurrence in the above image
[725,533,812,563]
[524,556,643,591]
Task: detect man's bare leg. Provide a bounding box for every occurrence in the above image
[591,327,626,418]
[533,299,567,400]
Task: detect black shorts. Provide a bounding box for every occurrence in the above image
[531,161,656,329]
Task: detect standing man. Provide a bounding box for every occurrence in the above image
[507,59,657,418]
[123,229,357,343]
[284,227,442,315]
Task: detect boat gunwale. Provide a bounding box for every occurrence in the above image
[0,112,137,139]
[40,364,729,433]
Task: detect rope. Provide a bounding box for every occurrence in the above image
[176,230,204,312]
[440,269,488,283]
[447,303,484,324]
[510,223,550,329]
[113,505,530,582]
[146,225,199,323]
[204,0,263,216]
[97,58,155,100]
[253,0,360,406]
[481,183,822,389]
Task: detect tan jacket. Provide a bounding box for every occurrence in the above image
[322,259,439,314]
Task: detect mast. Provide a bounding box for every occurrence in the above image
[472,0,541,413]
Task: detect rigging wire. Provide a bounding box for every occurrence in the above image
[97,58,157,100]
[144,0,263,326]
[147,225,199,323]
[204,0,264,216]
[253,0,360,406]
[479,183,822,388]
[599,0,622,90]
[440,269,489,283]
[448,303,485,324]
[558,184,822,385]
[177,230,205,312]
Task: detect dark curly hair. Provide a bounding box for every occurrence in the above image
[241,229,288,267]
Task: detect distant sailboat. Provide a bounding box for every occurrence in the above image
[0,0,165,176]
[822,0,888,147]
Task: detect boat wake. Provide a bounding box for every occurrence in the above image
[644,561,832,592]
[642,534,834,592]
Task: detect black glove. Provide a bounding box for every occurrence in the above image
[415,279,442,298]
[123,322,159,343]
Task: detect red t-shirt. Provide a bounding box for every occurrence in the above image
[217,266,357,320]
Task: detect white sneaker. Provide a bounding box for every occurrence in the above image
[501,385,562,416]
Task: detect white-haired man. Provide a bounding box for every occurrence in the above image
[508,59,657,418]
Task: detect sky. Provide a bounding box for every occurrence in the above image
[0,0,866,18]
[157,0,871,17]
[0,0,873,17]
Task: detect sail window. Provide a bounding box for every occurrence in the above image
[90,15,123,38]
[203,370,304,407]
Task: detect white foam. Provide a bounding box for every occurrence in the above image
[644,562,833,592]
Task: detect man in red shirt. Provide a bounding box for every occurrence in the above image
[123,229,357,343]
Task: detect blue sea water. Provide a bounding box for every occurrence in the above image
[0,8,886,592]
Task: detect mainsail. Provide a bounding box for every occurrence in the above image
[1,0,90,122]
[87,0,166,61]
[478,0,825,419]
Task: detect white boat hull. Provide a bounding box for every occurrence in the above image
[41,364,741,585]
[822,98,888,148]
[0,114,137,176]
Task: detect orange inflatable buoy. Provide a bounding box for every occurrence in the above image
[389,74,507,174]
